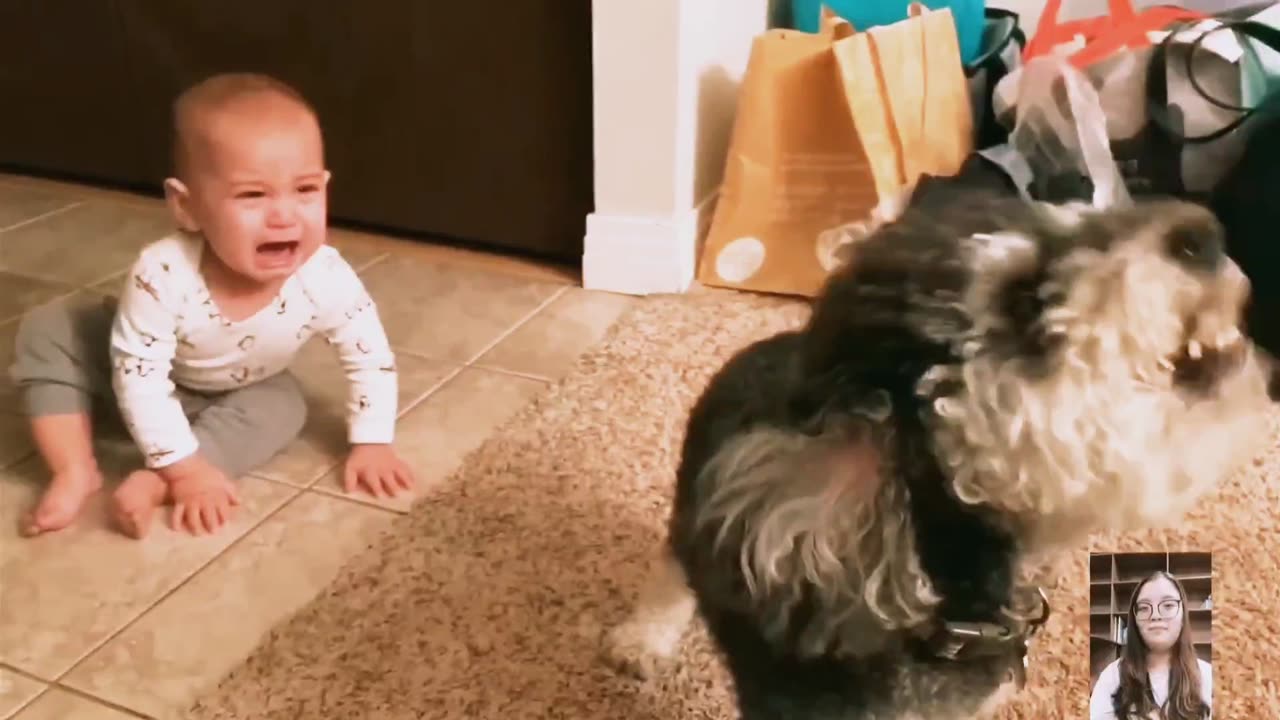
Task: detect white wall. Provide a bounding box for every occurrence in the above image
[583,0,772,295]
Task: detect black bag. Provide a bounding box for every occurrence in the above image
[980,13,1280,205]
[1209,109,1280,364]
[1133,16,1280,200]
[964,8,1026,150]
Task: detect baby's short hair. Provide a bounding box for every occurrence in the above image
[170,72,318,180]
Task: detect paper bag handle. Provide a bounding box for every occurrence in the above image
[818,5,855,38]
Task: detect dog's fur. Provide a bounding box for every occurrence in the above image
[603,191,1272,719]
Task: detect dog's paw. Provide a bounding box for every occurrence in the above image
[600,618,682,680]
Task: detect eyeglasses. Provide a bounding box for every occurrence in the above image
[1135,599,1182,621]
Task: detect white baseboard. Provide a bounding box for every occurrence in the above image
[581,194,717,296]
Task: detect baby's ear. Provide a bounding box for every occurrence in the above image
[163,178,199,233]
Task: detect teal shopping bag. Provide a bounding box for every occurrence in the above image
[1241,3,1280,105]
[789,0,985,63]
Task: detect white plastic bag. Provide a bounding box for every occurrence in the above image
[991,52,1133,209]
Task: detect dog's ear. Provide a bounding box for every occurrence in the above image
[961,231,1041,289]
[959,231,1059,356]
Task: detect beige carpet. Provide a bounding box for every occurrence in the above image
[187,290,1280,720]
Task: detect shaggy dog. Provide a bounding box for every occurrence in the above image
[603,191,1272,719]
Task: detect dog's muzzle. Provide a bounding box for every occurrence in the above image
[1168,260,1253,393]
[924,587,1051,688]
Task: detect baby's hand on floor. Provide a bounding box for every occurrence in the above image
[344,444,415,499]
[169,468,241,535]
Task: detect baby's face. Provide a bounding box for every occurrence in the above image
[183,106,328,285]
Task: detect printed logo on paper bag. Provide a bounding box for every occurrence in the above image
[715,236,767,283]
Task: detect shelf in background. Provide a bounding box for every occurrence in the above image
[1088,552,1213,684]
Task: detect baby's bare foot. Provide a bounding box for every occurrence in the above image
[21,464,103,537]
[111,469,169,539]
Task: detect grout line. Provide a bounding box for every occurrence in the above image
[0,283,82,327]
[376,283,568,380]
[44,683,152,719]
[301,484,410,516]
[82,270,128,293]
[0,201,82,234]
[247,471,323,492]
[466,362,555,385]
[388,363,466,420]
[387,345,450,364]
[249,467,406,516]
[0,685,48,720]
[198,358,469,494]
[461,285,570,368]
[351,251,390,274]
[246,361,468,493]
[52,485,307,689]
[255,458,342,493]
[0,266,113,294]
[0,663,57,719]
[0,661,48,685]
[0,450,36,474]
[37,483,397,718]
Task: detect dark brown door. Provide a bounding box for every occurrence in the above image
[331,2,596,261]
[118,1,594,261]
[0,0,151,186]
[4,2,594,261]
[114,1,360,190]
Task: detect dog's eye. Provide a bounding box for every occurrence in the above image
[1166,226,1222,271]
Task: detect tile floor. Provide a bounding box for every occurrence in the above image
[0,173,636,719]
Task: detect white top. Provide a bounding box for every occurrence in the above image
[1089,658,1213,719]
[109,233,398,469]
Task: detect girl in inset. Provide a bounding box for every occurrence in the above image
[1090,570,1212,719]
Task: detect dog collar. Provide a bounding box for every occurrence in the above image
[927,586,1051,668]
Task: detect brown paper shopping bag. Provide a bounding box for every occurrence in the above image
[697,4,973,297]
[837,3,973,196]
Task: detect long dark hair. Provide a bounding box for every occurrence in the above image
[1111,571,1208,720]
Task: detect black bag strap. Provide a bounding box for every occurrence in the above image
[964,8,1025,78]
[1147,18,1280,144]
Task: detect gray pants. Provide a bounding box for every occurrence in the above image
[8,295,307,479]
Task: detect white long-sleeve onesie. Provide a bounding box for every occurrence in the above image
[110,233,398,469]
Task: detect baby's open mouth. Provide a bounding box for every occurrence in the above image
[1165,325,1246,392]
[256,240,299,259]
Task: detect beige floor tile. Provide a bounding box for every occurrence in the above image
[63,491,394,717]
[0,441,297,680]
[327,227,391,272]
[9,688,137,720]
[338,225,580,285]
[0,667,45,717]
[86,272,126,297]
[250,338,460,488]
[0,273,76,326]
[0,318,21,417]
[360,255,565,364]
[0,173,164,213]
[475,287,636,380]
[0,183,79,233]
[0,413,33,472]
[312,367,546,512]
[0,201,173,287]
